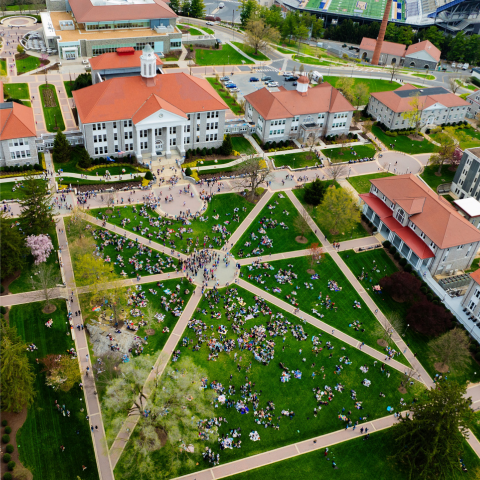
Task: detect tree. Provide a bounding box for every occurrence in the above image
[406,296,453,336]
[401,93,423,136]
[41,354,81,391]
[0,318,36,413]
[294,24,309,53]
[428,327,471,373]
[326,163,348,181]
[77,147,92,169]
[103,284,128,326]
[388,63,401,83]
[318,186,360,235]
[375,311,404,346]
[353,83,369,109]
[16,44,24,54]
[30,263,62,313]
[25,234,54,265]
[71,73,92,92]
[233,157,273,201]
[308,242,323,267]
[189,0,205,18]
[118,357,217,478]
[19,175,55,236]
[379,271,421,303]
[75,254,114,294]
[0,212,26,281]
[52,130,71,164]
[303,178,326,206]
[293,205,312,241]
[245,16,280,55]
[428,132,455,175]
[449,77,462,94]
[240,0,258,27]
[221,134,233,156]
[391,380,475,479]
[169,0,179,13]
[335,77,355,104]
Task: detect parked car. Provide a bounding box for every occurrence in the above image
[342,43,347,48]
[220,76,230,82]
[225,83,237,88]
[317,42,323,47]
[261,75,272,81]
[230,87,240,92]
[292,81,297,86]
[219,2,224,7]
[206,21,215,26]
[205,15,221,21]
[285,76,298,81]
[283,71,293,76]
[82,59,89,65]
[250,77,259,82]
[268,82,279,87]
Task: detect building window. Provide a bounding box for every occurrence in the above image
[395,208,405,224]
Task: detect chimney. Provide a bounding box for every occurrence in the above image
[371,0,393,66]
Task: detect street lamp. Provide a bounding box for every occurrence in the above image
[402,324,410,337]
[347,167,351,179]
[387,163,391,172]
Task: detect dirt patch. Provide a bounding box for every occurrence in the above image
[408,134,423,142]
[72,180,142,193]
[377,339,388,347]
[307,269,315,274]
[105,209,113,214]
[162,64,180,69]
[398,386,407,394]
[295,236,308,244]
[391,295,407,303]
[1,270,21,295]
[183,154,241,164]
[434,362,449,373]
[145,329,156,336]
[0,407,32,480]
[41,87,57,108]
[42,303,57,314]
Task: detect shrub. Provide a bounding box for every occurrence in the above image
[0,306,6,315]
[389,246,397,255]
[255,187,265,196]
[185,167,192,177]
[5,445,13,454]
[2,454,10,463]
[379,271,422,303]
[476,352,480,361]
[394,252,400,260]
[7,461,15,471]
[144,171,153,181]
[399,258,407,266]
[407,296,453,336]
[3,473,12,480]
[201,147,207,156]
[4,427,11,435]
[1,421,6,427]
[383,240,391,249]
[404,264,413,273]
[2,435,9,444]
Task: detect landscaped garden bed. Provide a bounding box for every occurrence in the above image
[321,144,377,163]
[67,179,143,192]
[39,84,65,132]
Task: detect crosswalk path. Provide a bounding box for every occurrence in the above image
[251,65,278,73]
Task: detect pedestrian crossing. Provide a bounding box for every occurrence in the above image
[251,65,278,73]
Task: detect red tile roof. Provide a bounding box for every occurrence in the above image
[405,40,441,62]
[244,82,354,120]
[73,73,228,124]
[470,269,480,285]
[359,192,393,218]
[69,0,176,23]
[89,50,162,70]
[0,101,36,141]
[368,174,480,249]
[359,37,406,57]
[371,85,469,113]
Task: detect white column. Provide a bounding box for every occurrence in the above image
[151,128,156,156]
[136,129,143,161]
[165,126,171,157]
[179,124,185,155]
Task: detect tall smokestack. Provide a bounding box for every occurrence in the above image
[372,0,393,66]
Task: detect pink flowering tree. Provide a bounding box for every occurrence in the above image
[25,234,54,265]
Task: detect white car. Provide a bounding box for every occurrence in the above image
[82,59,89,65]
[282,71,292,77]
[268,82,279,87]
[206,21,215,26]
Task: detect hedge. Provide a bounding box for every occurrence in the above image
[1,435,9,444]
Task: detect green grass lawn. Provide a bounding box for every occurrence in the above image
[420,164,457,193]
[241,255,409,362]
[195,157,239,168]
[65,218,177,287]
[293,182,369,243]
[322,145,377,163]
[8,222,61,294]
[16,54,41,73]
[206,77,244,115]
[272,151,320,169]
[6,3,39,10]
[372,125,437,154]
[91,193,254,253]
[276,41,349,64]
[0,180,29,200]
[293,55,334,66]
[63,80,73,98]
[232,42,270,61]
[53,147,141,176]
[411,73,436,80]
[3,82,29,99]
[442,194,455,204]
[115,284,424,479]
[195,159,262,176]
[183,26,203,35]
[231,192,318,257]
[338,249,479,385]
[22,100,31,107]
[39,84,66,133]
[225,428,480,480]
[458,128,480,150]
[276,46,293,55]
[347,173,394,194]
[231,136,256,155]
[0,59,6,76]
[195,44,254,66]
[10,300,99,480]
[163,55,180,61]
[322,76,401,95]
